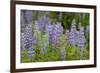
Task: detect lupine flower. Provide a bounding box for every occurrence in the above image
[21,24,33,50]
[27,47,35,58]
[69,31,76,46]
[37,17,44,31]
[46,22,63,47]
[24,10,33,24]
[46,24,54,44]
[69,19,77,46]
[66,19,86,50]
[55,24,63,47]
[21,10,33,32]
[21,32,34,58]
[37,16,50,32]
[21,23,36,58]
[77,22,86,49]
[78,27,86,49]
[76,31,80,46]
[24,24,33,36]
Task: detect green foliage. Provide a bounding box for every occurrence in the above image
[66,46,80,60]
[65,46,89,60]
[21,45,89,62]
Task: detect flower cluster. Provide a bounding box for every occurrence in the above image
[21,23,35,58]
[37,16,50,32]
[66,19,86,49]
[24,10,33,24]
[37,16,64,48]
[21,10,33,32]
[46,22,63,48]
